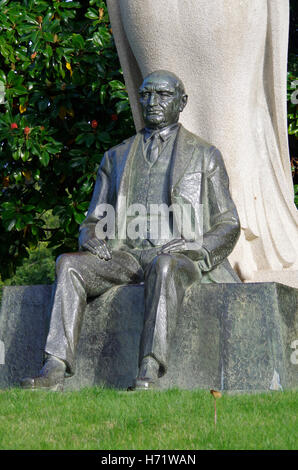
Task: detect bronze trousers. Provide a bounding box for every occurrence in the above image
[45,249,200,375]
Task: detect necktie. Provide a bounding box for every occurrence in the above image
[147,133,160,164]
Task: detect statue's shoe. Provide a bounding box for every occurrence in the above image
[20,376,64,391]
[129,355,160,391]
[132,377,157,391]
[20,356,66,391]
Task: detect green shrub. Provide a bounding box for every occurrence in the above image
[0,0,134,279]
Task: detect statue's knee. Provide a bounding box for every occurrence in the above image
[154,254,175,276]
[56,253,78,275]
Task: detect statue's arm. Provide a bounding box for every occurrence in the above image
[159,146,240,268]
[198,147,240,271]
[78,152,112,260]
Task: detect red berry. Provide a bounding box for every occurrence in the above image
[24,126,30,135]
[2,176,9,187]
[10,123,18,129]
[111,114,118,121]
[91,120,98,129]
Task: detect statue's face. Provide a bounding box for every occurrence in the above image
[139,73,186,129]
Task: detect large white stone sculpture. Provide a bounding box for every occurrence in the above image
[107,0,298,287]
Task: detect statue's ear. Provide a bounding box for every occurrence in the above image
[179,94,188,112]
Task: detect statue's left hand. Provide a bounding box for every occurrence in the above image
[158,239,205,261]
[158,239,187,254]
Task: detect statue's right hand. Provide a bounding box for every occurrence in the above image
[82,238,112,261]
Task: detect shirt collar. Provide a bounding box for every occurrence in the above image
[143,123,179,142]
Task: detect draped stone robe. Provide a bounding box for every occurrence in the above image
[107,0,298,287]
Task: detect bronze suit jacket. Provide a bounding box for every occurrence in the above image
[79,124,241,283]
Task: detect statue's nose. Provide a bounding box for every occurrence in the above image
[148,93,158,106]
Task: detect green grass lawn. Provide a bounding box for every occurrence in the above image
[0,387,297,450]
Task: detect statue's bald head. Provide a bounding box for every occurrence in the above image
[142,70,186,96]
[139,70,188,129]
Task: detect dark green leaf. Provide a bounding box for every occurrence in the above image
[40,150,50,166]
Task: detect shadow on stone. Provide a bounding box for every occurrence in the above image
[0,285,52,387]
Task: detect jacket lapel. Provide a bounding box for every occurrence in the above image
[115,132,142,240]
[170,125,204,242]
[170,124,197,193]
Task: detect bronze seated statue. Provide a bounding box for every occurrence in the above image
[21,70,240,391]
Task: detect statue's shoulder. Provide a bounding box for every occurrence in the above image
[107,134,137,156]
[179,125,214,151]
[179,125,225,172]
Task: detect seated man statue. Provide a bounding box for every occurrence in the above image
[21,70,240,391]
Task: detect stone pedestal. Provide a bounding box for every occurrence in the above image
[0,283,297,391]
[0,285,52,388]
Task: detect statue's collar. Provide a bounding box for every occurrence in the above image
[143,123,179,142]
